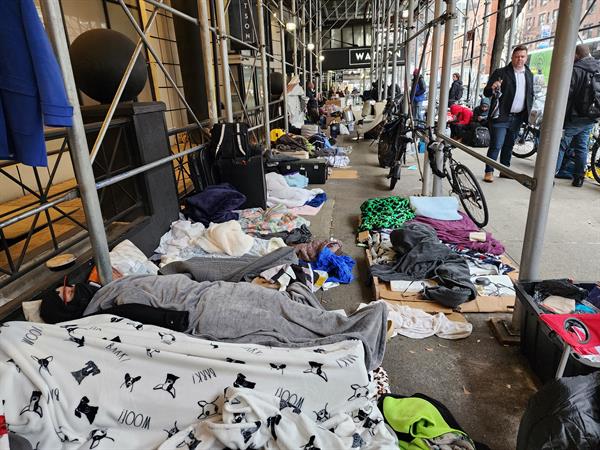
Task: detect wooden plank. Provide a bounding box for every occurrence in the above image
[330,169,359,179]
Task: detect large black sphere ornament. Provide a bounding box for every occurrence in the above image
[70,29,148,104]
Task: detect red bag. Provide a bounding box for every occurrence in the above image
[540,314,600,356]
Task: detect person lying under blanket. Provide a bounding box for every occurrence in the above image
[41,274,387,371]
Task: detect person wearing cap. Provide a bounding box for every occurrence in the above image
[482,45,534,183]
[472,97,491,127]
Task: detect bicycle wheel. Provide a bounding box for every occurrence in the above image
[591,142,600,184]
[452,163,489,227]
[512,125,538,158]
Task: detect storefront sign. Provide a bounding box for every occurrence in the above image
[322,47,405,71]
[229,0,257,50]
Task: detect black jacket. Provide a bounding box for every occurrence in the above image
[565,55,600,123]
[483,64,534,122]
[448,79,463,105]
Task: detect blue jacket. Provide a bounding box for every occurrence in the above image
[0,0,73,167]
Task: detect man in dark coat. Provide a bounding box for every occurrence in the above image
[555,44,600,187]
[448,73,463,106]
[482,45,534,182]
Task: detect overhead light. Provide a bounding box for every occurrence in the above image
[286,22,296,31]
[319,55,325,61]
[307,42,315,51]
[402,10,409,18]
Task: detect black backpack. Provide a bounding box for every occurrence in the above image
[469,126,491,147]
[578,69,600,118]
[210,122,261,160]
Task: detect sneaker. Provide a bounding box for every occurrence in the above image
[483,172,494,183]
[572,176,584,187]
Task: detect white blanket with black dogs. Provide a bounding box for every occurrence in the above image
[0,316,396,449]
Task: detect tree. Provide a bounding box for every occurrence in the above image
[489,0,529,72]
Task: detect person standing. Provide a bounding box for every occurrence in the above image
[410,69,427,121]
[556,44,600,187]
[448,73,464,107]
[482,45,534,183]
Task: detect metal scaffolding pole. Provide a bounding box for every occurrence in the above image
[473,0,491,103]
[378,0,388,100]
[370,0,376,87]
[198,0,219,125]
[422,0,443,196]
[39,0,112,285]
[391,0,400,97]
[403,0,415,114]
[302,3,307,90]
[505,2,518,63]
[279,0,289,131]
[257,0,271,148]
[459,0,470,83]
[374,0,381,96]
[432,0,456,196]
[215,0,234,121]
[517,0,583,321]
[318,6,323,97]
[292,0,298,76]
[383,0,393,98]
[309,0,313,86]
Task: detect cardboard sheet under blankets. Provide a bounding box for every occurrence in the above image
[0,317,396,449]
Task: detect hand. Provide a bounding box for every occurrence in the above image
[492,79,503,91]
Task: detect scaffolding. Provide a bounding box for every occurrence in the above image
[0,0,594,330]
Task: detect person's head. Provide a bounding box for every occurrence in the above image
[452,73,460,81]
[308,81,315,90]
[511,45,528,70]
[413,68,420,77]
[449,104,462,115]
[40,282,100,324]
[575,44,591,61]
[480,97,490,111]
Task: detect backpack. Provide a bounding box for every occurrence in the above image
[209,122,260,160]
[469,126,490,147]
[578,70,600,118]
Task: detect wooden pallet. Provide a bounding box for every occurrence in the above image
[365,246,518,314]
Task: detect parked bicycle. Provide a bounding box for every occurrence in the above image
[426,129,489,227]
[587,134,600,184]
[512,92,544,159]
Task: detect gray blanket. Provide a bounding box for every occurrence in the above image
[84,274,387,370]
[159,247,297,282]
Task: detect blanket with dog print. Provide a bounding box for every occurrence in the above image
[0,317,396,449]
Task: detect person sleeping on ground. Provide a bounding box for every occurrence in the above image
[41,274,387,370]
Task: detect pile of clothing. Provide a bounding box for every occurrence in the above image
[358,196,415,232]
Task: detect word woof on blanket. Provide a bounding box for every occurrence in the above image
[0,316,397,449]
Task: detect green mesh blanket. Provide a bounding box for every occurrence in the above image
[358,196,415,232]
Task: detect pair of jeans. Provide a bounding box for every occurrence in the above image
[485,115,523,173]
[556,121,595,178]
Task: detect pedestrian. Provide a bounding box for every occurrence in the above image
[448,73,464,107]
[410,69,427,121]
[555,44,600,187]
[482,45,534,183]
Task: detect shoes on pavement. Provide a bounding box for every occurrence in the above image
[572,176,584,187]
[483,172,494,183]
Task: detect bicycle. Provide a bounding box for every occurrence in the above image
[587,137,600,184]
[512,121,540,158]
[426,128,489,227]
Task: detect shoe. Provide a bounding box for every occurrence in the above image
[572,177,584,187]
[498,172,512,179]
[483,172,494,183]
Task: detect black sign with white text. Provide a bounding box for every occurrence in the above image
[322,47,405,71]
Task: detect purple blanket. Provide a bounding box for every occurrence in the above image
[411,212,505,255]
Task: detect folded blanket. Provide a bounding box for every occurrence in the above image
[409,196,461,221]
[266,172,320,208]
[184,183,245,226]
[84,275,388,370]
[193,221,254,257]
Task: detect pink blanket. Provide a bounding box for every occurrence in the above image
[411,212,505,255]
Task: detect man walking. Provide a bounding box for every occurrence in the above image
[410,69,427,121]
[482,45,534,182]
[448,73,463,107]
[556,44,600,187]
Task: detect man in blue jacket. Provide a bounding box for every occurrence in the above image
[0,0,73,167]
[410,69,427,122]
[482,45,534,183]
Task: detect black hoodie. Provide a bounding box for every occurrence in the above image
[566,55,600,123]
[448,79,463,105]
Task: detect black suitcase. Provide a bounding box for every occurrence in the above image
[273,158,329,184]
[216,156,267,209]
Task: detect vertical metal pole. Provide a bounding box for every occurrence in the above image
[506,2,518,63]
[309,0,313,86]
[198,0,219,125]
[370,0,376,88]
[391,0,400,97]
[432,0,455,197]
[279,0,289,131]
[403,0,415,114]
[382,0,393,98]
[215,0,233,121]
[292,0,298,76]
[302,3,307,90]
[422,0,443,196]
[374,0,381,97]
[318,6,323,97]
[473,0,491,103]
[378,0,387,100]
[517,0,583,324]
[257,0,271,148]
[459,0,470,83]
[40,0,112,285]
